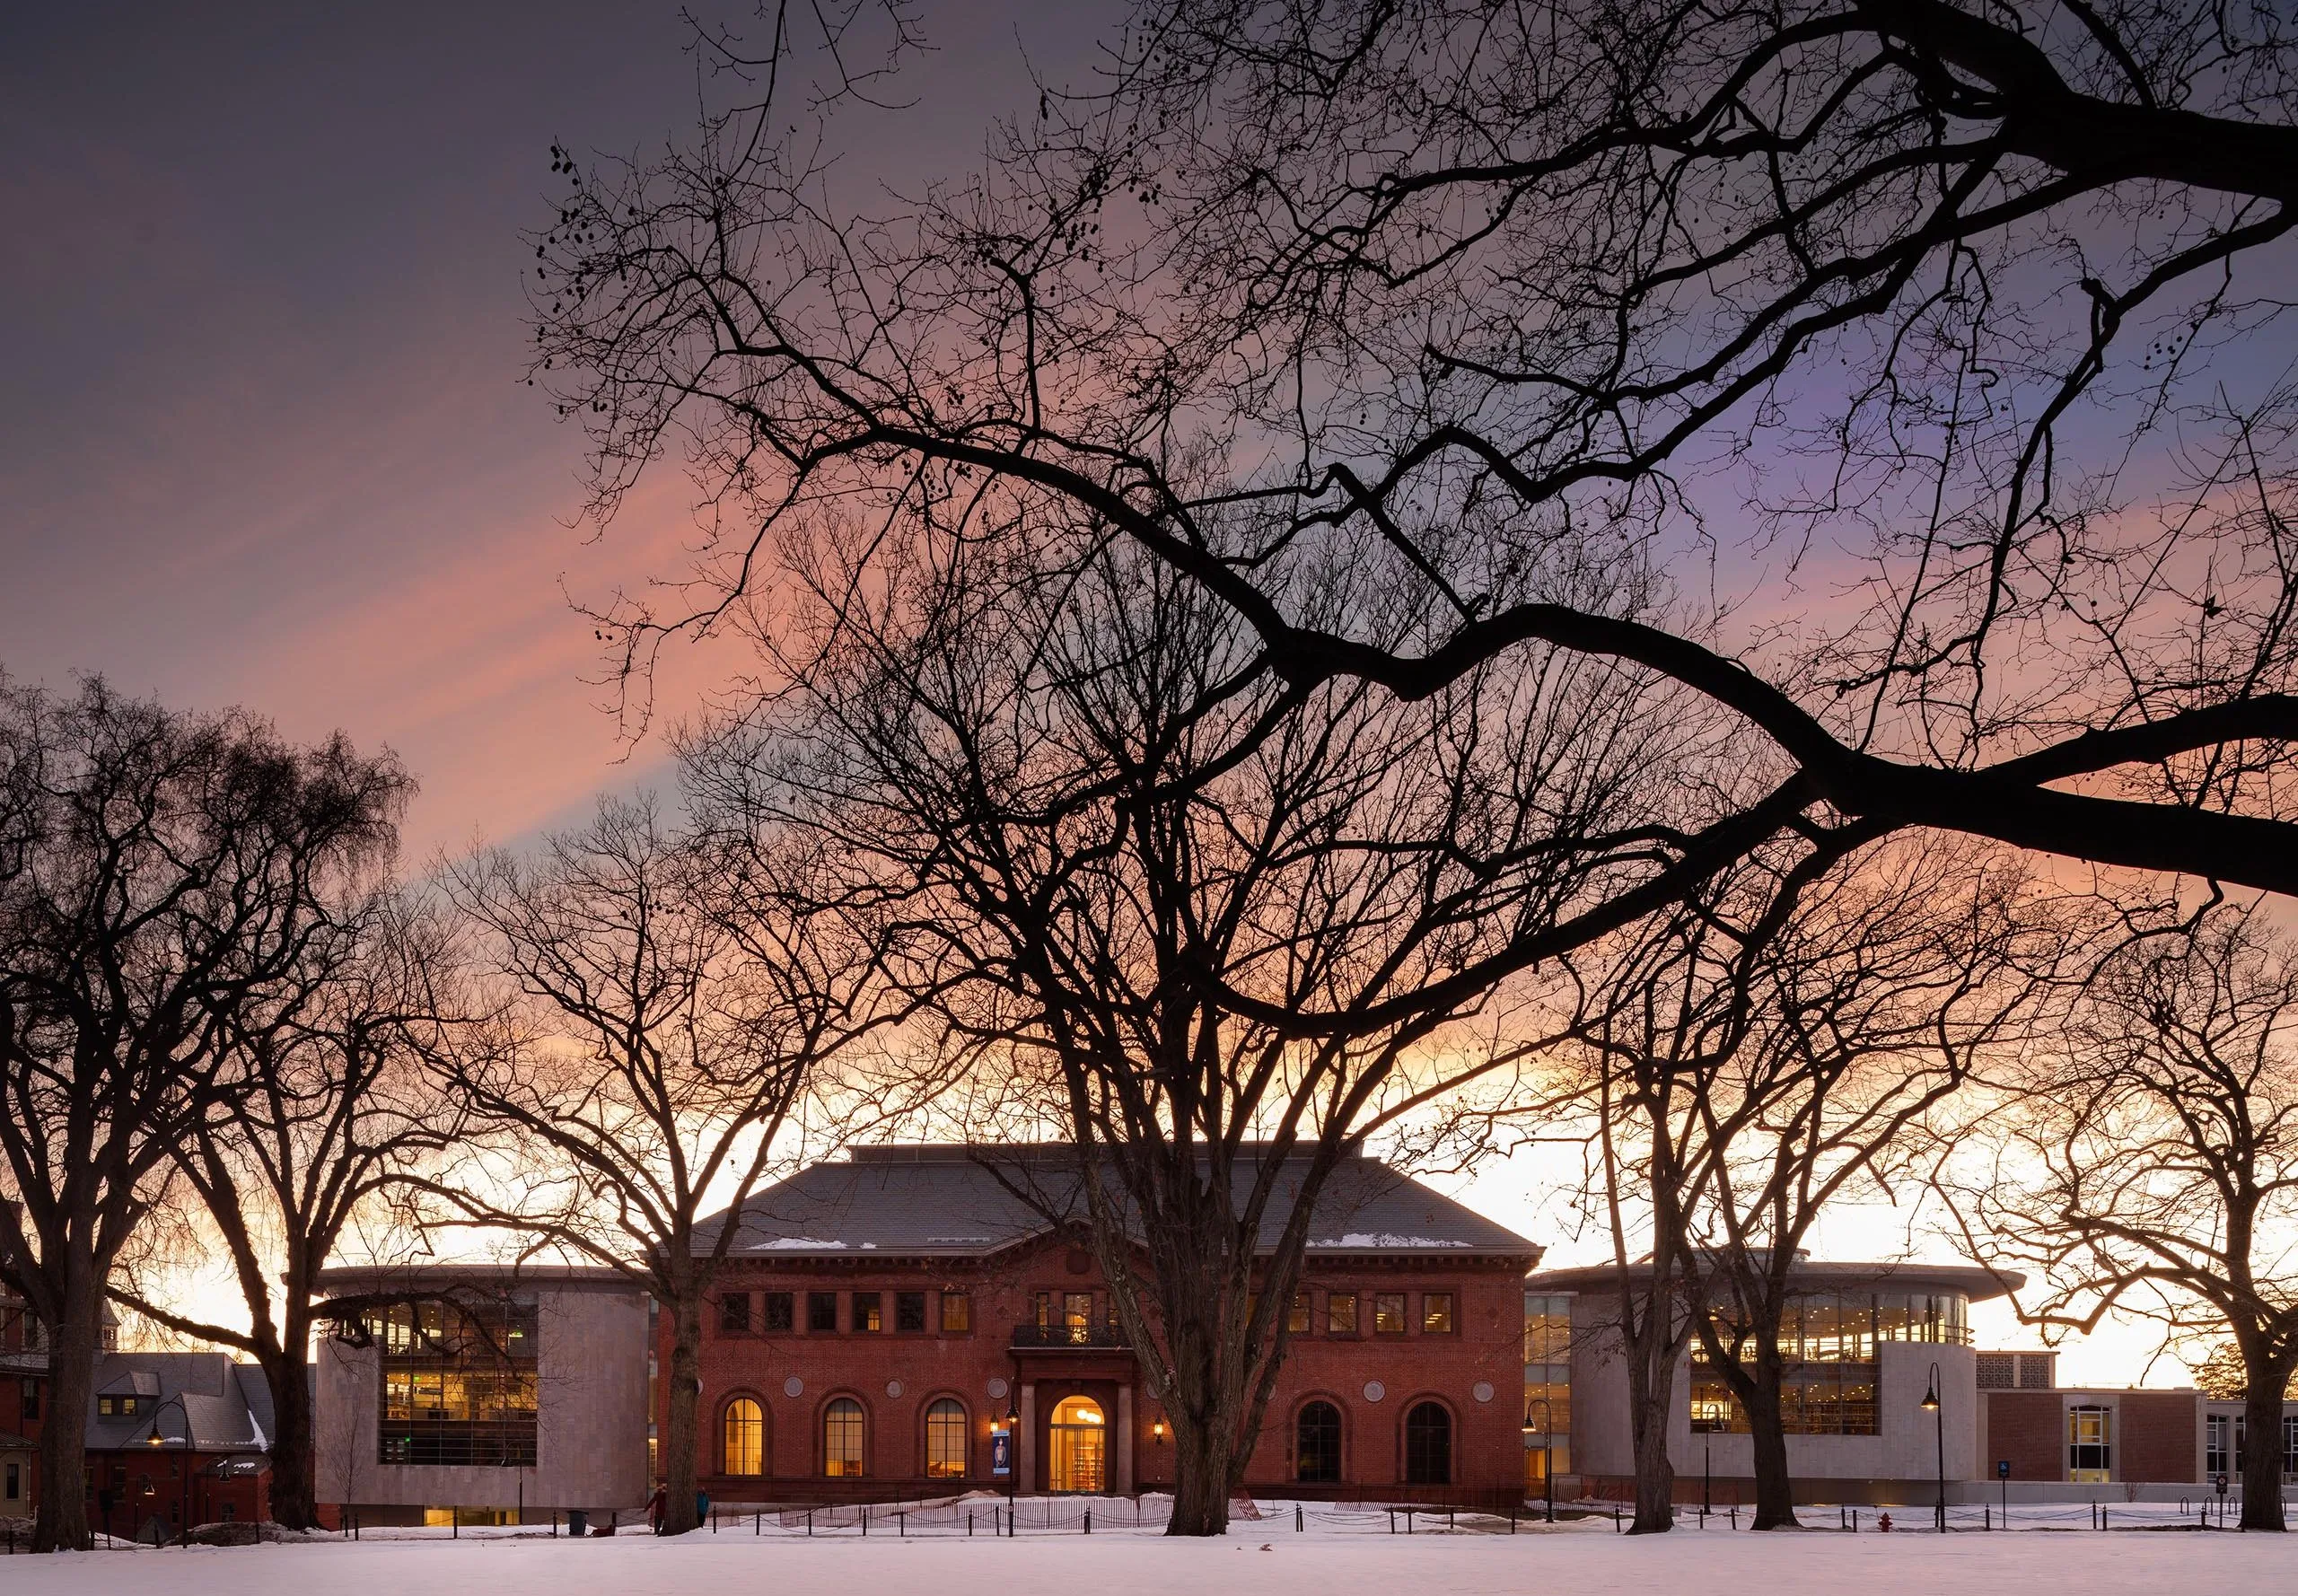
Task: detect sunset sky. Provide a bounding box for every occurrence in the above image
[4,1,2171,1380]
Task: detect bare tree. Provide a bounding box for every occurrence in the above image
[684,525,1640,1531]
[111,894,460,1530]
[429,794,888,1536]
[1681,843,2057,1527]
[1949,902,2298,1530]
[531,0,2298,960]
[1556,834,2057,1528]
[0,677,407,1551]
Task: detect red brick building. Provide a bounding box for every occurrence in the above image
[82,1354,281,1540]
[676,1146,1540,1505]
[0,1288,45,1520]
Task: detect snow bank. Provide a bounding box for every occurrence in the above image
[0,1511,2285,1596]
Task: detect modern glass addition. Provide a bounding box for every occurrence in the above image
[1682,1289,1969,1437]
[369,1296,539,1467]
[1690,1363,1880,1436]
[1296,1400,1343,1483]
[1524,1294,1571,1365]
[1404,1402,1452,1485]
[925,1398,968,1478]
[723,1398,764,1475]
[824,1398,865,1477]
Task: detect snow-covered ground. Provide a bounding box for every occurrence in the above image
[1,1505,2287,1596]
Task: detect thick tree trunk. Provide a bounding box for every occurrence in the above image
[1165,1425,1234,1537]
[260,1324,318,1531]
[1160,1329,1237,1537]
[31,1282,99,1552]
[659,1296,704,1535]
[2240,1374,2287,1531]
[1740,1374,1800,1530]
[1627,1376,1676,1533]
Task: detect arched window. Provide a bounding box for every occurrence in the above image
[1296,1400,1342,1484]
[824,1398,865,1478]
[722,1398,764,1477]
[1404,1402,1452,1486]
[925,1398,969,1478]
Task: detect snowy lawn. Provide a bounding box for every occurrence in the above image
[0,1520,2286,1596]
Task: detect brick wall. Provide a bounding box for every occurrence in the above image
[1984,1391,2062,1481]
[684,1234,1531,1502]
[2116,1391,2198,1484]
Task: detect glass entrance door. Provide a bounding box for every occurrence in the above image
[1048,1396,1107,1493]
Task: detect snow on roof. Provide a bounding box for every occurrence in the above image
[697,1145,1537,1261]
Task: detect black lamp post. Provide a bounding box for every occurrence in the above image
[1522,1398,1554,1523]
[1919,1363,1944,1533]
[145,1394,194,1546]
[1004,1391,1021,1517]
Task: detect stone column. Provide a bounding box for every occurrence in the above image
[1115,1385,1136,1495]
[1017,1381,1038,1495]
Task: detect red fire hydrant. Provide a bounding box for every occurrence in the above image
[1877,1513,1894,1533]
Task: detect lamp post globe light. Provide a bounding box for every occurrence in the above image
[1005,1393,1021,1518]
[1920,1363,1944,1533]
[144,1393,194,1546]
[1522,1397,1554,1523]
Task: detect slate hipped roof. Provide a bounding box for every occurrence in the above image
[697,1144,1539,1261]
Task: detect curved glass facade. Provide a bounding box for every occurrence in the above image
[1696,1290,1971,1364]
[1688,1288,1970,1437]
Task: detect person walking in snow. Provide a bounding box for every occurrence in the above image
[646,1482,667,1535]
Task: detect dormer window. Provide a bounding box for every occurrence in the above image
[98,1394,144,1417]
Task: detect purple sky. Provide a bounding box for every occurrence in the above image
[5,1,2169,1372]
[2,0,1118,857]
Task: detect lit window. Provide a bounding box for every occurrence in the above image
[723,1399,764,1476]
[824,1398,866,1478]
[373,1295,539,1468]
[854,1293,882,1332]
[940,1292,970,1333]
[925,1399,968,1478]
[1327,1293,1358,1335]
[1373,1293,1407,1335]
[1422,1293,1453,1334]
[1288,1293,1311,1334]
[1523,1295,1572,1364]
[2067,1406,2111,1483]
